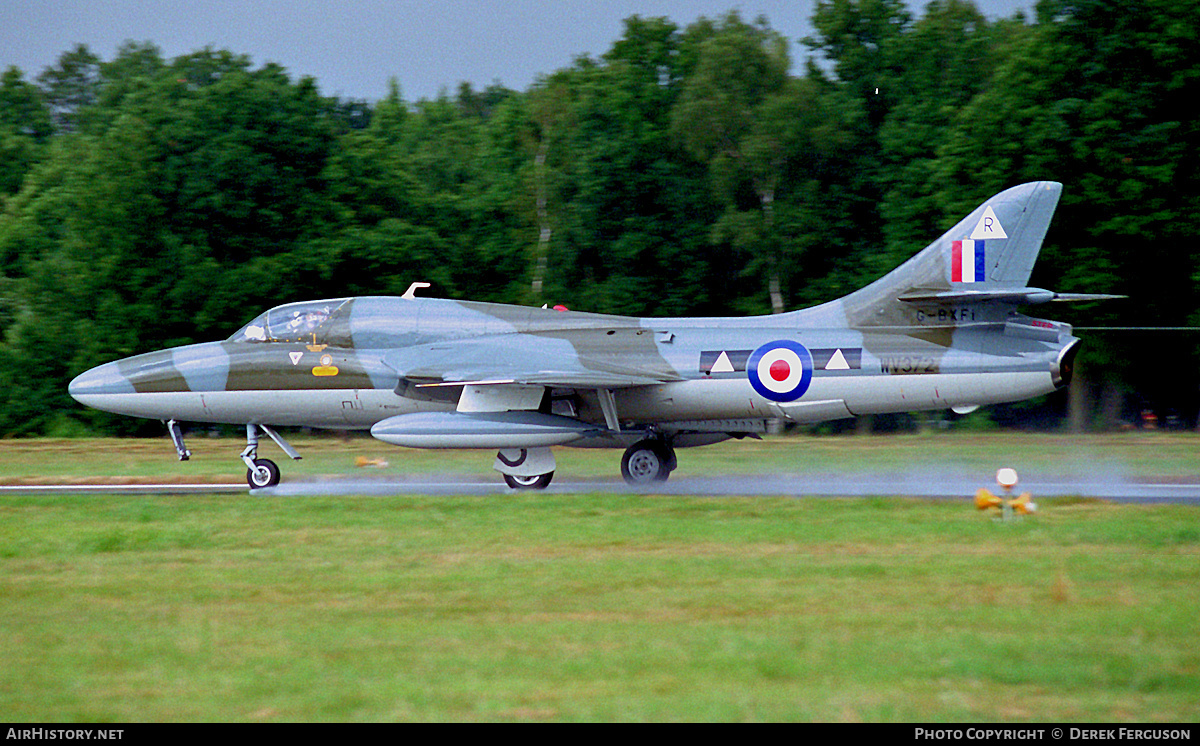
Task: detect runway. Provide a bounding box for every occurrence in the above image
[7,472,1200,503]
[256,473,1200,503]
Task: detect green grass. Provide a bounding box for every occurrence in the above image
[1,467,1199,720]
[2,430,1200,484]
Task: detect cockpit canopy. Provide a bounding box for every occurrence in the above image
[229,299,351,345]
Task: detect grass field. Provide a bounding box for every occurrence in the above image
[1,433,1199,721]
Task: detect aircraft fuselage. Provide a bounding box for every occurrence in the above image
[71,295,1076,433]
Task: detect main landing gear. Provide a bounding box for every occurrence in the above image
[620,438,676,486]
[493,438,677,490]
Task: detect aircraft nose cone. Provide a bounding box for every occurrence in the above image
[69,362,135,401]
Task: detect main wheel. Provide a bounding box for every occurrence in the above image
[503,472,554,490]
[247,458,281,488]
[621,440,673,485]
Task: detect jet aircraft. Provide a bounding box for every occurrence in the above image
[70,181,1116,489]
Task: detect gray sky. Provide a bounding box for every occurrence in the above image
[4,1,1035,102]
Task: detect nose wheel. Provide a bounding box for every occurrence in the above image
[247,458,281,488]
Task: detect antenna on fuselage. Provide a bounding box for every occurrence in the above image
[402,282,431,300]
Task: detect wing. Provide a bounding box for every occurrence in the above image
[381,332,683,389]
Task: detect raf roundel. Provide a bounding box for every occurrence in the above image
[747,340,813,402]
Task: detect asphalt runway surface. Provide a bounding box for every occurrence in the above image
[7,472,1200,503]
[259,473,1200,503]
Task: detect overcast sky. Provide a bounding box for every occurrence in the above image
[4,1,1035,102]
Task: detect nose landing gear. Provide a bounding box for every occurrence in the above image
[164,421,301,489]
[240,424,302,489]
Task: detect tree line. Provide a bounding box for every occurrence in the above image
[1,0,1197,435]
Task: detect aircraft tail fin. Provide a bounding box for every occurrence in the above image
[832,181,1116,326]
[945,180,1063,287]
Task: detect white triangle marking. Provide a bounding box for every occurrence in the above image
[971,206,1008,239]
[289,352,303,365]
[825,349,850,370]
[711,351,735,373]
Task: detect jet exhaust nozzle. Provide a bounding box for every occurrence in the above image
[370,411,601,449]
[1052,337,1082,389]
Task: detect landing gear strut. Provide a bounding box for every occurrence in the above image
[621,438,676,485]
[167,419,191,461]
[241,424,301,489]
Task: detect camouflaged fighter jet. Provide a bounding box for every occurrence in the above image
[70,181,1117,489]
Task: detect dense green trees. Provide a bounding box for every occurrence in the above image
[1,1,1197,434]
